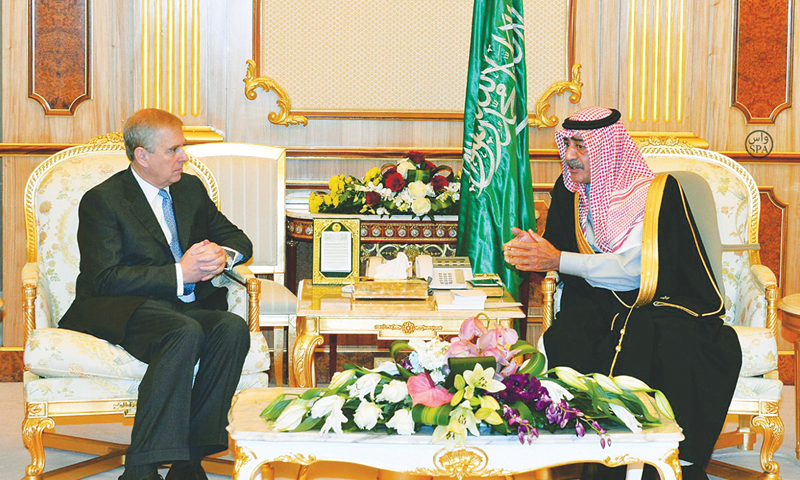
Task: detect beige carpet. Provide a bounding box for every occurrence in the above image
[1,382,798,479]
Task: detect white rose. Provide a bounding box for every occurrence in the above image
[386,409,415,435]
[274,404,309,431]
[407,181,432,199]
[376,380,409,403]
[411,198,432,216]
[354,400,383,430]
[347,373,382,400]
[396,159,416,177]
[311,395,346,418]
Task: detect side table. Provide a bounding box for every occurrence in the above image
[777,293,800,459]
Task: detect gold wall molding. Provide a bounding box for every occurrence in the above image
[141,0,201,116]
[530,64,583,129]
[249,0,576,125]
[244,59,308,127]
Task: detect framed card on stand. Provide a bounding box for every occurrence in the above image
[312,218,361,285]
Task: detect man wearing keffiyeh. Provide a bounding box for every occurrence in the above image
[503,107,741,480]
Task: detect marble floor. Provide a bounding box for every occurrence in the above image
[1,381,798,480]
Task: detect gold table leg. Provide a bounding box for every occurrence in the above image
[293,316,323,388]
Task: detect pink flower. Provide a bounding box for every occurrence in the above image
[447,338,480,358]
[407,372,453,407]
[458,316,488,342]
[477,325,518,352]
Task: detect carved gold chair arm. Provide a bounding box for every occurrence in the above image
[22,262,40,346]
[225,264,261,333]
[542,271,559,332]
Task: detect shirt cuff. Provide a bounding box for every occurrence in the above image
[559,252,586,278]
[222,247,243,270]
[175,263,184,296]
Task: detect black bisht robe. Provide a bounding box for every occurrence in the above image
[542,173,741,466]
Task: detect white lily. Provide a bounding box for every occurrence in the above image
[347,373,382,400]
[320,400,348,435]
[539,379,574,404]
[274,404,309,431]
[328,369,357,391]
[554,366,589,391]
[655,391,675,420]
[609,403,642,433]
[451,400,481,437]
[594,373,624,394]
[386,409,415,435]
[613,375,651,392]
[311,394,345,418]
[463,363,505,399]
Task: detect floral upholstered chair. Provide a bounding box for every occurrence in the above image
[21,134,270,479]
[542,145,782,479]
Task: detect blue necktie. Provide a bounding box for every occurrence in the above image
[158,189,195,295]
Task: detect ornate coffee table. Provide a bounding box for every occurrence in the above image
[292,280,527,387]
[228,388,684,480]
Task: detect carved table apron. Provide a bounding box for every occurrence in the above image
[228,388,684,480]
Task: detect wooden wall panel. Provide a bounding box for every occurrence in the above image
[28,0,91,115]
[2,0,800,353]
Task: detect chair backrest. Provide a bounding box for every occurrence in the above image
[184,143,287,282]
[24,135,217,328]
[640,145,765,327]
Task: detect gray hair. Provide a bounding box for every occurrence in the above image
[123,109,183,161]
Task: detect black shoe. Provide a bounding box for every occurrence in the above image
[165,461,208,480]
[119,464,162,480]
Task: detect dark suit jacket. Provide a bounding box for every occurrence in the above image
[59,166,253,345]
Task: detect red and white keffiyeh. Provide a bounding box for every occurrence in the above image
[555,106,654,253]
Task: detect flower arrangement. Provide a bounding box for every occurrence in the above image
[262,314,675,448]
[308,151,461,220]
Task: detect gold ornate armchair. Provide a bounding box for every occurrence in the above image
[185,142,297,387]
[542,145,783,479]
[21,136,270,479]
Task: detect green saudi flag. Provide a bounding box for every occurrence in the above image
[457,0,536,302]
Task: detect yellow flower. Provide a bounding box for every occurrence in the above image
[332,194,340,207]
[329,174,345,195]
[364,167,381,184]
[475,395,503,425]
[323,194,333,206]
[309,193,324,213]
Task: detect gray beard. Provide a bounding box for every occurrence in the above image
[565,158,583,170]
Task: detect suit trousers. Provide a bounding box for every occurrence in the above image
[120,298,250,466]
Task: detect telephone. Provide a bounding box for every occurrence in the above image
[414,255,473,289]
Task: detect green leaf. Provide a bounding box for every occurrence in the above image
[299,388,323,400]
[260,396,294,421]
[518,352,546,376]
[293,415,324,432]
[509,340,538,355]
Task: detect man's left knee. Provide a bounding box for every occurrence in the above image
[216,314,250,345]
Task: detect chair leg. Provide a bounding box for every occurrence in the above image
[752,413,783,479]
[21,414,55,480]
[273,326,285,386]
[738,414,756,451]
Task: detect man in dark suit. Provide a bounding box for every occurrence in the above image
[60,109,253,480]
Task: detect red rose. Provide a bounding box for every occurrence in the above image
[407,151,426,165]
[385,172,406,192]
[365,191,381,206]
[431,175,449,192]
[421,160,436,171]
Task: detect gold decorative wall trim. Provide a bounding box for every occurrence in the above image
[243,60,308,127]
[249,0,577,125]
[530,64,583,129]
